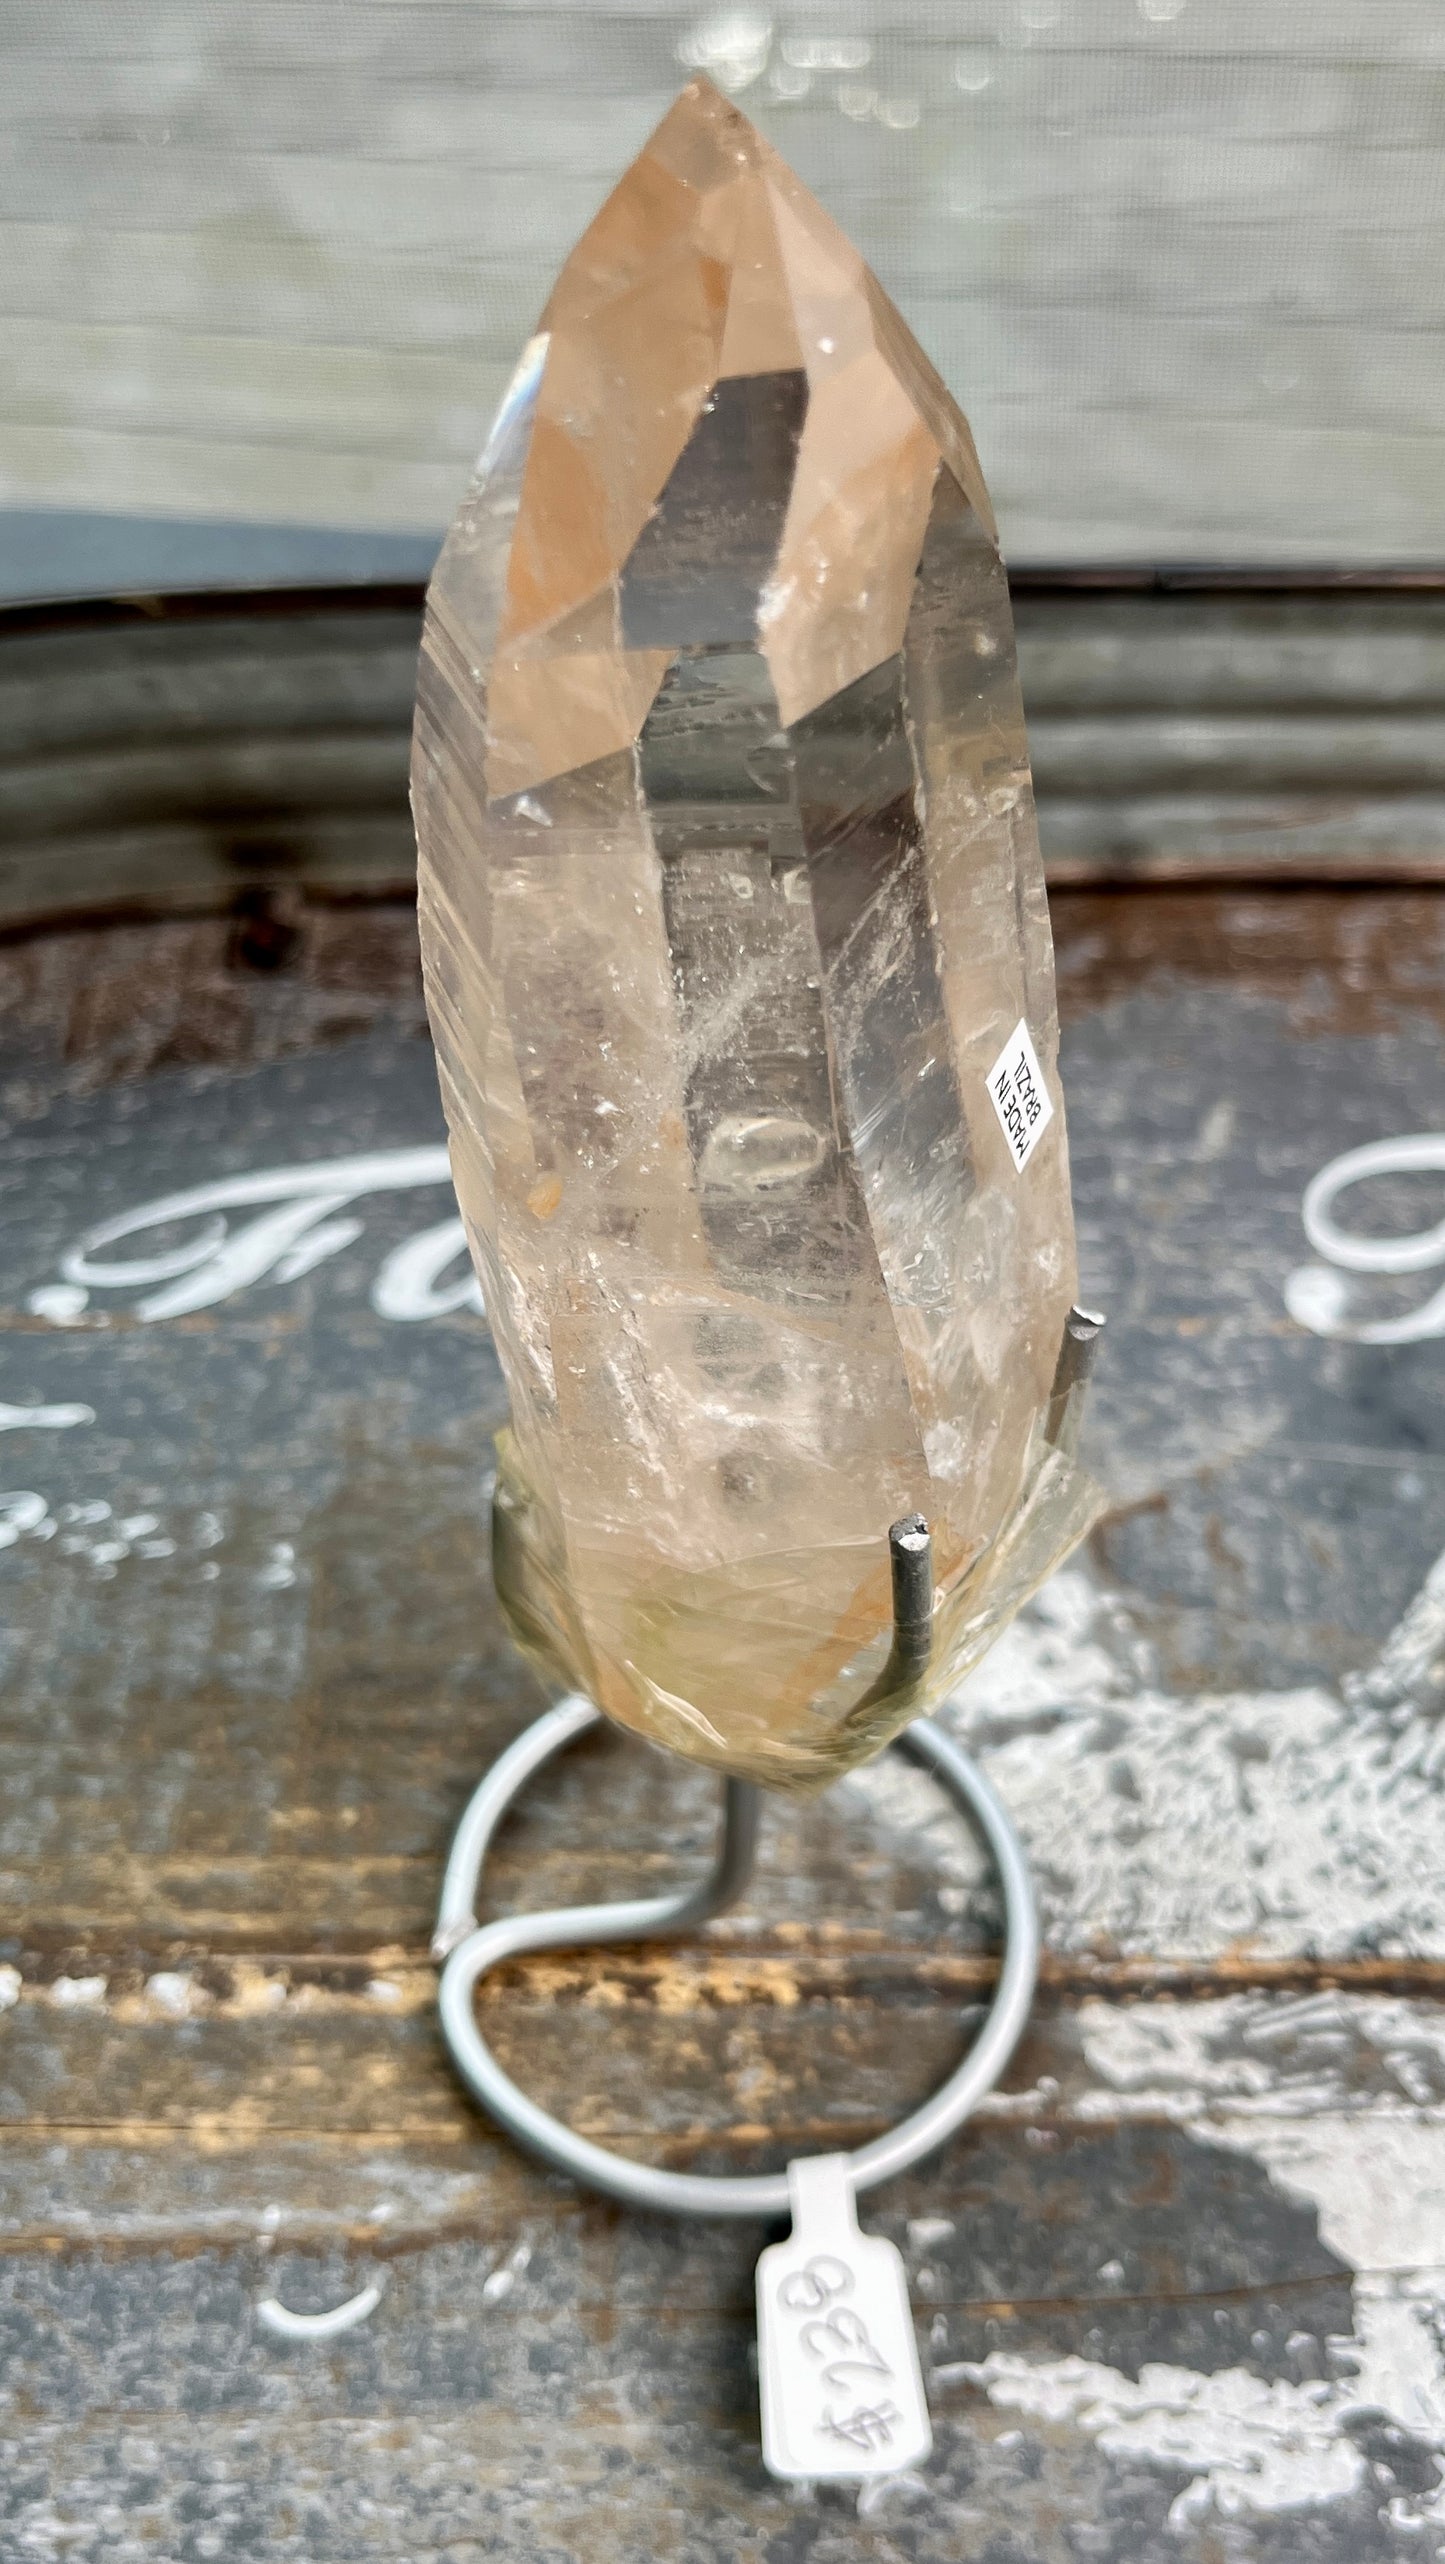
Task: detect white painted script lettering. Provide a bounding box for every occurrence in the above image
[1285,1133,1445,1343]
[27,1148,485,1328]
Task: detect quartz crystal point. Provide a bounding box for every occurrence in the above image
[413,77,1101,1789]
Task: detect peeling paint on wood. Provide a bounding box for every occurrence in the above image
[3,715,1445,2548]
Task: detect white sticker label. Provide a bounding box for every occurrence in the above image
[986,1018,1055,1171]
[756,2156,932,2483]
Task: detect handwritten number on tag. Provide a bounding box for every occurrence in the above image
[756,2157,932,2480]
[800,2304,894,2386]
[778,2255,851,2313]
[819,2401,904,2453]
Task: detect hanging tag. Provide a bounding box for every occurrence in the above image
[756,2155,932,2482]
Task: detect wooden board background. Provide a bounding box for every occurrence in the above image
[3,695,1445,2552]
[4,0,1445,568]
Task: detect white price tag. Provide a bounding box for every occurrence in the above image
[756,2156,932,2482]
[986,1017,1055,1171]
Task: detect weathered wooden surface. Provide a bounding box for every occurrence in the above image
[3,813,1445,2553]
[7,583,1445,937]
[5,1,1445,566]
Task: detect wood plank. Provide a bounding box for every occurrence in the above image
[4,6,1445,557]
[3,625,1445,2546]
[0,419,467,533]
[7,211,1443,344]
[9,307,1445,442]
[3,881,1443,1960]
[5,1992,1445,2552]
[4,322,493,457]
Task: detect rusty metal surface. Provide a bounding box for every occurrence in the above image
[6,581,1445,935]
[3,805,1445,2543]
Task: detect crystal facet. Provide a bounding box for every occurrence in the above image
[412,78,1100,1788]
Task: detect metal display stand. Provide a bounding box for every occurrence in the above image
[433,1310,1102,2222]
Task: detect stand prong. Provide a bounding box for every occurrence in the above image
[669,1776,762,1931]
[434,1503,1039,2217]
[888,1513,934,1675]
[1046,1302,1106,1458]
[431,1699,762,1961]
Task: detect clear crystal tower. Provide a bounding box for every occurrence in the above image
[413,77,1100,1787]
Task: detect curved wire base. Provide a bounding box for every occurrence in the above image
[431,1312,1106,2220]
[433,1695,1039,2220]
